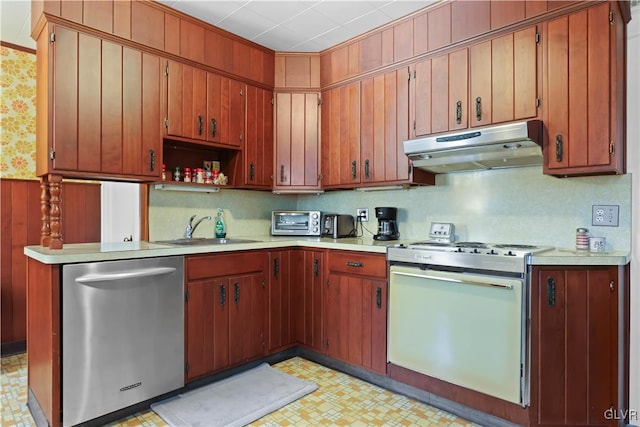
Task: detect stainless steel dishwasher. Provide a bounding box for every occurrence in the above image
[62,256,184,426]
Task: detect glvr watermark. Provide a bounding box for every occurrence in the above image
[604,408,638,421]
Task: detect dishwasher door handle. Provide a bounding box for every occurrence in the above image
[390,270,513,290]
[75,267,177,283]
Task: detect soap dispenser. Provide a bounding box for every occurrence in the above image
[215,209,226,238]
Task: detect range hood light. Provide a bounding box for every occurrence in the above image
[272,189,324,195]
[354,185,410,192]
[154,183,220,193]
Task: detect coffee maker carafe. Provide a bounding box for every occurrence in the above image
[374,207,399,240]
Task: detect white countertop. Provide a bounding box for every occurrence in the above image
[24,237,631,266]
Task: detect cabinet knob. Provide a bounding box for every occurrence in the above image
[456,101,462,124]
[249,163,255,181]
[220,284,226,306]
[280,165,286,183]
[475,97,482,122]
[351,161,357,179]
[364,159,370,179]
[211,118,217,138]
[376,286,382,309]
[149,149,155,172]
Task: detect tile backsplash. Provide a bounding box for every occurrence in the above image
[149,166,632,252]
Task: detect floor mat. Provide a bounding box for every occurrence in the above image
[151,362,317,427]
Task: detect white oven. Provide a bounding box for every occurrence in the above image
[388,264,527,405]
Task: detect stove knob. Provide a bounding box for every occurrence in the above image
[488,249,498,255]
[472,249,480,254]
[456,247,464,253]
[506,250,515,256]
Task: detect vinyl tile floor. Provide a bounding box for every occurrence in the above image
[2,353,480,427]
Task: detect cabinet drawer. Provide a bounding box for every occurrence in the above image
[327,251,386,278]
[187,251,265,280]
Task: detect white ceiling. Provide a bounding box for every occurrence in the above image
[1,0,436,52]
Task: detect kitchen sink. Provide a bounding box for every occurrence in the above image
[154,237,260,246]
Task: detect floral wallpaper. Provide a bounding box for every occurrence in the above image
[0,45,37,180]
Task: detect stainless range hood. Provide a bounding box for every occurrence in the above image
[404,120,543,173]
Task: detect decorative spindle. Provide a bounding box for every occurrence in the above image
[40,177,51,247]
[48,174,63,249]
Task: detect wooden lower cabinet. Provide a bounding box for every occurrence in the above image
[267,249,294,351]
[530,265,625,427]
[325,251,387,375]
[184,251,267,381]
[293,249,324,351]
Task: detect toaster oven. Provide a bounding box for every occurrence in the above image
[271,211,322,236]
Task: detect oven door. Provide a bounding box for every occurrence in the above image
[388,264,528,406]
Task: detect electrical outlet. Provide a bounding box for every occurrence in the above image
[356,208,369,222]
[592,205,619,227]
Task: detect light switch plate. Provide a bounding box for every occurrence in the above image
[592,205,619,227]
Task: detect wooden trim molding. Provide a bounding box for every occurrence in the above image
[0,41,35,55]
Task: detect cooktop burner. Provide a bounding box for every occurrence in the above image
[387,240,554,273]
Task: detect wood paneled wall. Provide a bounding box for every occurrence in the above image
[1,179,101,347]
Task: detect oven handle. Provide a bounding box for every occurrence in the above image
[390,270,514,290]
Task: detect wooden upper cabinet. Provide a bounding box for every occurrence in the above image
[360,70,410,184]
[243,85,273,188]
[451,0,490,43]
[37,24,161,180]
[428,4,451,52]
[83,1,113,34]
[206,73,246,147]
[321,83,361,188]
[469,26,539,127]
[415,48,468,136]
[545,2,625,176]
[274,92,321,190]
[181,19,205,63]
[130,1,165,50]
[167,62,207,141]
[274,54,320,89]
[490,1,525,29]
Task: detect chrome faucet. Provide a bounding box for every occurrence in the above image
[184,215,212,239]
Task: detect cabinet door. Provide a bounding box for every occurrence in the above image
[166,61,206,141]
[274,92,320,189]
[183,66,207,141]
[531,267,618,427]
[207,74,245,147]
[470,26,538,127]
[185,277,229,381]
[361,69,410,183]
[47,26,160,179]
[545,3,624,175]
[123,50,162,178]
[268,250,293,351]
[244,85,273,188]
[229,272,267,365]
[325,273,388,375]
[185,278,213,381]
[321,83,360,187]
[429,49,468,134]
[294,250,324,350]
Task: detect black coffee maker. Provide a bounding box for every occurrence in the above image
[374,207,399,240]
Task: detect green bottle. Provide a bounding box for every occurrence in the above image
[215,208,226,238]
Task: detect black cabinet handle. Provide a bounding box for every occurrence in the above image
[280,165,285,183]
[211,118,217,137]
[376,286,382,309]
[364,159,370,179]
[346,261,363,268]
[555,135,563,162]
[149,149,155,171]
[313,258,319,277]
[475,97,482,121]
[456,100,462,124]
[220,284,226,306]
[234,282,240,303]
[547,277,556,307]
[249,163,255,181]
[197,115,204,136]
[351,161,357,179]
[273,257,279,278]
